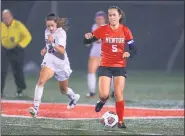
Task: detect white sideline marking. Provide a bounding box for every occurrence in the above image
[1,100,184,111]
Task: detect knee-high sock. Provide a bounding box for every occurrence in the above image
[33,85,44,110]
[66,88,75,100]
[116,100,124,122]
[87,73,96,93]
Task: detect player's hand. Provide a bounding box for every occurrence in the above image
[122,52,130,58]
[41,48,47,56]
[85,33,93,39]
[48,35,53,44]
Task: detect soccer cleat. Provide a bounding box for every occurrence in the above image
[16,89,23,97]
[95,101,105,112]
[67,94,80,109]
[29,107,38,118]
[1,93,4,98]
[117,121,127,129]
[16,92,23,97]
[86,92,96,98]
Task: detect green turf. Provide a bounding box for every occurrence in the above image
[1,116,184,135]
[1,70,184,135]
[3,70,184,108]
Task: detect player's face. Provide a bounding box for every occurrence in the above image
[95,16,106,26]
[46,20,57,33]
[108,9,121,26]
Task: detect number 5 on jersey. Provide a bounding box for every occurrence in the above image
[112,45,117,52]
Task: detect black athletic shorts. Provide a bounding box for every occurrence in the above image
[98,66,127,78]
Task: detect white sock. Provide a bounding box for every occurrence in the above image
[66,88,75,100]
[110,78,114,91]
[33,85,44,110]
[87,73,96,93]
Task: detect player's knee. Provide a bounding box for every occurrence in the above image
[37,80,45,87]
[99,95,109,102]
[88,67,97,73]
[60,86,68,94]
[114,90,123,99]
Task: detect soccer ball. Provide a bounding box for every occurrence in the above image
[100,111,118,128]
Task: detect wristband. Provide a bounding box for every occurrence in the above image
[51,42,56,48]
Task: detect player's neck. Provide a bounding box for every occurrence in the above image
[50,29,57,34]
[97,23,104,27]
[110,23,120,30]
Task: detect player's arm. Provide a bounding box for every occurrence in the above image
[83,27,102,45]
[127,40,138,58]
[125,27,139,58]
[92,25,102,44]
[54,44,65,54]
[83,33,99,44]
[41,47,47,56]
[49,30,66,54]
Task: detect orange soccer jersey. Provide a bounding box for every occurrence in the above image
[93,24,133,67]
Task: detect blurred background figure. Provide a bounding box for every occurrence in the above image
[86,11,107,98]
[1,9,32,97]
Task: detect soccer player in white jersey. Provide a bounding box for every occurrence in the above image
[86,11,115,98]
[29,13,80,117]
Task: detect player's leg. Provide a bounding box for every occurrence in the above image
[86,56,100,97]
[29,66,54,117]
[58,79,80,109]
[113,67,127,128]
[56,68,80,109]
[86,44,101,98]
[95,66,112,112]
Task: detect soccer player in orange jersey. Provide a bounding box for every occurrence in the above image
[83,6,138,128]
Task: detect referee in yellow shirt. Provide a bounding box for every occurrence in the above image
[1,9,32,97]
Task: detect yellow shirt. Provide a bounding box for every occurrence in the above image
[0,19,32,49]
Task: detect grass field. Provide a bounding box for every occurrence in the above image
[1,70,184,135]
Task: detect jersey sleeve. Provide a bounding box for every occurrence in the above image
[125,27,133,42]
[55,28,67,48]
[92,26,102,39]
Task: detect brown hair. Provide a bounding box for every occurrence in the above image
[45,12,69,31]
[108,6,125,24]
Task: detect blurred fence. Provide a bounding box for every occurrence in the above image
[1,1,184,72]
